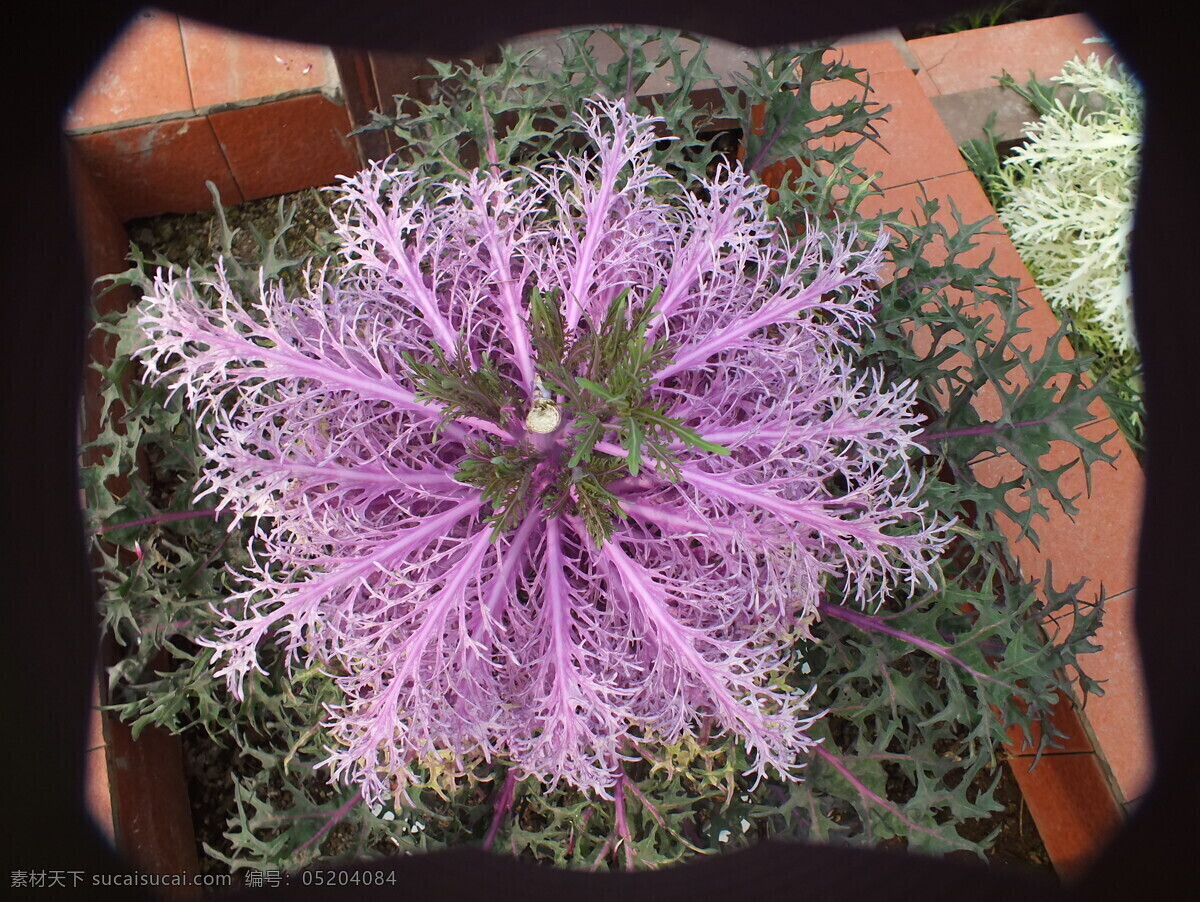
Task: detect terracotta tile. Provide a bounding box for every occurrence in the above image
[908,14,1117,97]
[754,48,957,196]
[87,679,106,754]
[69,117,242,221]
[1005,691,1094,756]
[1008,752,1122,879]
[69,141,145,497]
[65,141,136,283]
[814,68,966,190]
[970,449,1135,603]
[958,323,1149,810]
[208,95,358,200]
[106,716,199,878]
[965,389,1148,800]
[368,49,436,114]
[85,745,116,847]
[860,172,1038,293]
[802,44,1148,872]
[1003,403,1142,597]
[914,66,940,98]
[363,49,444,158]
[857,168,1150,813]
[181,16,334,108]
[65,9,192,131]
[1063,591,1154,806]
[329,48,399,162]
[967,397,1142,603]
[848,30,922,72]
[827,40,911,77]
[854,175,1055,425]
[84,676,116,846]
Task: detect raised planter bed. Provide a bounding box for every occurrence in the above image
[70,9,1144,887]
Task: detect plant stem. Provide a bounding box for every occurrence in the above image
[477,95,501,174]
[181,531,232,588]
[92,508,220,533]
[483,770,517,852]
[811,745,976,851]
[622,777,666,830]
[922,415,1058,442]
[614,775,635,870]
[566,806,593,857]
[295,789,363,855]
[590,838,613,871]
[818,600,1016,691]
[139,619,192,637]
[747,104,796,175]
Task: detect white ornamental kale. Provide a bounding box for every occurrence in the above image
[995,55,1142,354]
[137,98,945,803]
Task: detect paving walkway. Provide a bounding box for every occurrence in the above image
[834,30,1145,878]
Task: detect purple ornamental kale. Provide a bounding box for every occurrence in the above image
[137,98,945,804]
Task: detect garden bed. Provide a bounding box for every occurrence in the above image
[75,14,1142,887]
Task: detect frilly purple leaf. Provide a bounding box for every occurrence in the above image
[136,96,947,805]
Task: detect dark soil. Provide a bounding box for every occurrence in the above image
[126,187,336,278]
[181,726,245,875]
[180,717,362,877]
[900,1,1088,40]
[964,759,1054,872]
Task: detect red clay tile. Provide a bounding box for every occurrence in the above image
[953,302,1149,808]
[853,175,1048,420]
[750,46,959,196]
[964,378,1150,805]
[65,9,193,131]
[331,48,395,162]
[908,14,1117,97]
[1006,691,1095,757]
[87,680,106,754]
[208,95,358,200]
[856,175,1052,419]
[1008,752,1123,879]
[856,165,1151,817]
[86,745,116,847]
[813,68,966,190]
[84,676,115,846]
[1062,590,1153,807]
[70,117,242,221]
[65,141,138,283]
[368,49,436,116]
[828,40,912,77]
[105,716,200,881]
[860,172,1038,293]
[914,66,940,98]
[181,16,333,109]
[1003,407,1142,599]
[965,369,1148,812]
